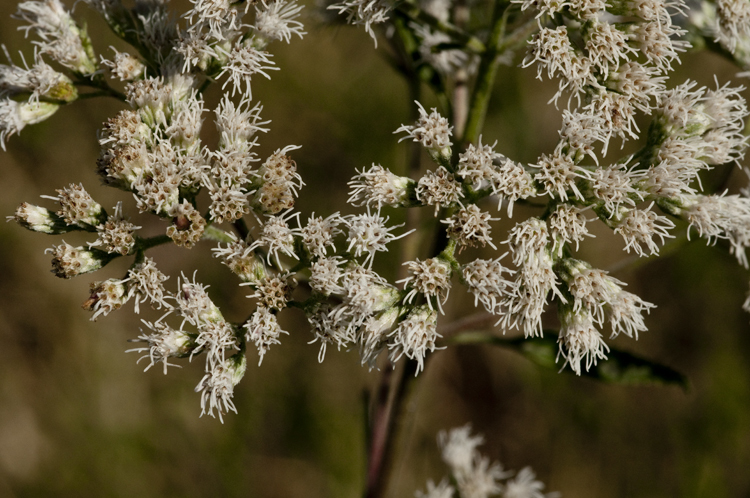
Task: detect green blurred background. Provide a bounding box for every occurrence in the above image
[1,1,750,497]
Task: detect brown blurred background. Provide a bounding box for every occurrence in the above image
[1,1,750,497]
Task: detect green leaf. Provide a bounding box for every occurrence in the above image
[448,330,689,391]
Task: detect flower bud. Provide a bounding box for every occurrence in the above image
[8,202,72,234]
[48,242,113,278]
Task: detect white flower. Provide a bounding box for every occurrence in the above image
[244,273,295,311]
[83,278,129,320]
[301,213,343,259]
[167,91,205,150]
[0,51,74,102]
[253,145,305,214]
[396,101,453,153]
[195,355,246,423]
[584,21,635,76]
[341,264,400,316]
[457,139,500,190]
[492,159,536,217]
[165,200,206,248]
[439,425,485,476]
[547,203,592,256]
[462,257,516,314]
[348,164,415,209]
[420,0,452,22]
[245,306,287,364]
[254,0,306,44]
[629,21,689,73]
[45,182,104,227]
[503,467,553,498]
[100,48,145,82]
[47,242,110,278]
[127,319,195,374]
[307,302,356,362]
[417,166,464,215]
[14,0,97,74]
[557,110,607,164]
[715,0,750,53]
[126,257,171,312]
[125,77,172,127]
[442,204,498,251]
[675,193,750,267]
[1,98,59,150]
[345,208,409,267]
[327,0,391,46]
[389,306,440,374]
[185,0,244,39]
[584,163,645,215]
[413,23,469,75]
[557,308,609,375]
[399,257,453,313]
[309,256,345,296]
[208,180,250,224]
[175,274,224,327]
[613,205,674,257]
[8,202,65,234]
[249,210,300,267]
[532,151,585,202]
[217,42,278,99]
[415,479,455,498]
[359,307,401,368]
[506,218,549,267]
[90,204,140,255]
[606,61,666,113]
[212,233,267,283]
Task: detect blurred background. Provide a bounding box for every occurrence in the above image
[1,1,750,497]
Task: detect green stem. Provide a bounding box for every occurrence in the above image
[393,2,486,54]
[136,234,172,251]
[463,7,538,145]
[233,218,250,240]
[202,225,237,243]
[74,80,127,102]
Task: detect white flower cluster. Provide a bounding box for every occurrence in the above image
[4,0,750,431]
[416,425,558,498]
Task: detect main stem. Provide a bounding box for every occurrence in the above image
[462,0,509,145]
[364,70,424,498]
